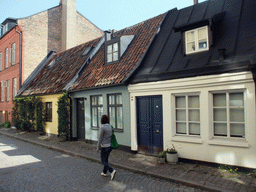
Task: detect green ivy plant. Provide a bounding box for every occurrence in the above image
[57,92,70,140]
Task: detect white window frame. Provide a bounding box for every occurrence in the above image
[6,80,9,102]
[91,95,103,128]
[1,81,4,102]
[13,78,17,98]
[5,48,8,68]
[11,43,15,65]
[108,93,123,130]
[107,42,119,63]
[211,90,245,139]
[174,93,200,136]
[185,26,209,54]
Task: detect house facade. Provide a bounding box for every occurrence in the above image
[128,0,256,168]
[0,0,103,124]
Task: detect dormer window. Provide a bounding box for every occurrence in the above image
[107,42,119,63]
[185,26,209,54]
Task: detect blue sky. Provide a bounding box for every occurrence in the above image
[0,0,206,31]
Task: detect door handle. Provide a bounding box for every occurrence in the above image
[155,129,160,134]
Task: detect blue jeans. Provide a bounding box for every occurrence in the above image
[101,146,114,174]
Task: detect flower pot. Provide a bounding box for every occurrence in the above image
[166,153,178,164]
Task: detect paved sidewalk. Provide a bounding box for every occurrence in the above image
[0,127,255,192]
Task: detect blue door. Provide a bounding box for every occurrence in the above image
[137,96,163,155]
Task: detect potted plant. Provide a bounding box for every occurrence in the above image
[166,144,178,164]
[157,151,166,164]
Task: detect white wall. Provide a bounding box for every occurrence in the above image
[129,72,256,168]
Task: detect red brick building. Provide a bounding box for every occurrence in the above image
[0,0,103,124]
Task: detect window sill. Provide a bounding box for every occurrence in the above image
[208,138,249,148]
[90,127,124,133]
[171,135,203,144]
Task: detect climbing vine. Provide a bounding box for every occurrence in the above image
[57,92,71,140]
[12,96,45,132]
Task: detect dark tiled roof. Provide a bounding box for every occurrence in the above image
[21,38,100,96]
[129,0,256,84]
[20,12,166,96]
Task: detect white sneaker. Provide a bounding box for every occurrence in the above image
[101,172,107,177]
[111,170,116,180]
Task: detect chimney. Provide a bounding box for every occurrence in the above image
[104,30,112,41]
[194,0,198,4]
[59,0,62,5]
[61,0,77,51]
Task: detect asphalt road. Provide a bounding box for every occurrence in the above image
[0,134,208,192]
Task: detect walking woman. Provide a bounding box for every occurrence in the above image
[97,114,116,180]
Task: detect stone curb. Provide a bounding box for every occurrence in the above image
[0,130,226,192]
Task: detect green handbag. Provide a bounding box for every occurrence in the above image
[111,126,119,149]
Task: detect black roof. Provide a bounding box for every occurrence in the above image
[128,0,256,84]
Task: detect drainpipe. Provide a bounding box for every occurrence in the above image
[15,25,22,89]
[68,93,73,141]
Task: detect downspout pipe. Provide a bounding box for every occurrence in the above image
[68,93,73,141]
[15,25,22,89]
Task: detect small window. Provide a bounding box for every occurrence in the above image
[45,102,52,122]
[5,48,8,68]
[11,43,15,65]
[107,42,119,63]
[0,52,2,71]
[175,94,200,135]
[13,78,17,98]
[6,80,9,102]
[108,93,123,129]
[1,81,4,102]
[213,92,245,138]
[91,95,103,128]
[185,26,209,54]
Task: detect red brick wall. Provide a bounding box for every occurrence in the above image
[0,27,21,123]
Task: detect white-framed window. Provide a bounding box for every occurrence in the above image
[13,78,17,98]
[2,24,8,34]
[185,26,209,54]
[108,93,123,129]
[212,91,245,138]
[175,94,200,135]
[45,102,52,122]
[5,48,8,68]
[0,52,2,71]
[107,42,119,63]
[11,43,15,65]
[91,95,103,128]
[6,80,9,102]
[1,81,4,102]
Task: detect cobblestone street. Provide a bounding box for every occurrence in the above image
[0,134,207,192]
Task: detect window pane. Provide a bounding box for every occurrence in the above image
[113,43,118,52]
[92,97,96,105]
[107,45,112,53]
[198,28,207,39]
[116,94,122,104]
[176,122,186,134]
[187,31,195,42]
[230,108,244,122]
[230,123,245,137]
[109,95,115,105]
[98,96,103,105]
[187,42,195,52]
[188,96,199,108]
[189,109,200,121]
[214,108,227,121]
[198,39,207,50]
[189,123,200,135]
[213,94,226,107]
[176,96,185,108]
[107,53,112,62]
[113,52,118,61]
[109,107,115,127]
[92,107,97,126]
[176,109,186,121]
[214,123,227,136]
[230,93,243,106]
[98,107,103,126]
[117,107,123,128]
